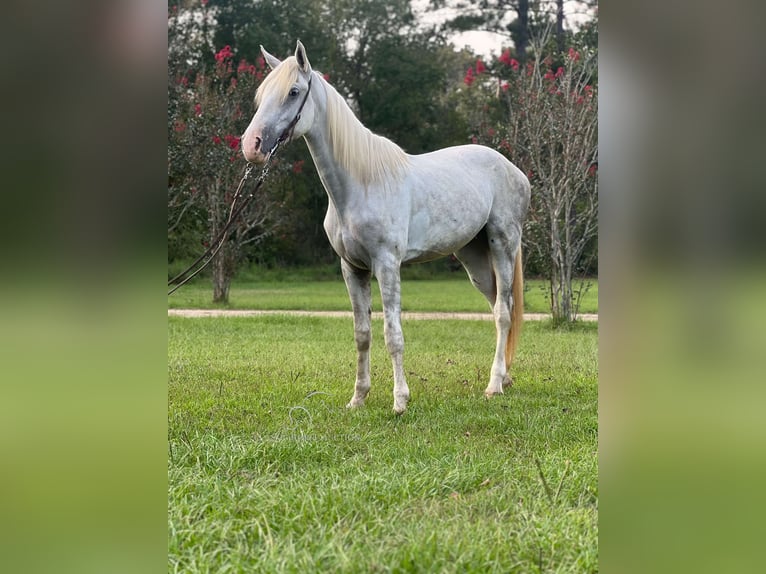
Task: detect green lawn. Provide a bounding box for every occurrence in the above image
[168,316,598,572]
[168,275,598,315]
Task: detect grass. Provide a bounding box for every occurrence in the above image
[168,316,598,572]
[167,268,598,315]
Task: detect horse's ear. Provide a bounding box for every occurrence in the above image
[295,40,311,73]
[260,45,282,70]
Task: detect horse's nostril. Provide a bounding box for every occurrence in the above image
[254,137,262,152]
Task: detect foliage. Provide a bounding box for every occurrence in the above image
[169,316,598,571]
[167,1,599,318]
[169,5,325,301]
[457,29,597,324]
[428,0,594,63]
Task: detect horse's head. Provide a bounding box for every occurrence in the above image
[242,40,315,164]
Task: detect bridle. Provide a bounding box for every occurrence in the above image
[168,73,314,295]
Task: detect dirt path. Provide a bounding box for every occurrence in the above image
[168,309,598,321]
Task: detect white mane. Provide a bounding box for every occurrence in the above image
[320,75,409,186]
[255,57,299,106]
[256,58,409,185]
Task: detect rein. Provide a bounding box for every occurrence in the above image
[168,74,313,295]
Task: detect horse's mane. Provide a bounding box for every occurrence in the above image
[256,57,408,186]
[320,74,409,186]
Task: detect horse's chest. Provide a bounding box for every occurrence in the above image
[323,211,381,269]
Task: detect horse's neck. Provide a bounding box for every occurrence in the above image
[303,101,357,211]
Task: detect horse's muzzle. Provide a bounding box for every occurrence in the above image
[241,129,269,164]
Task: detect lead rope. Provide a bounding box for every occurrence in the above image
[168,74,313,295]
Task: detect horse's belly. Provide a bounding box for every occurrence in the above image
[404,192,490,262]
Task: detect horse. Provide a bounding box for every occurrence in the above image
[242,41,530,414]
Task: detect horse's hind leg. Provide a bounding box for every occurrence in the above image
[341,259,372,408]
[484,222,522,397]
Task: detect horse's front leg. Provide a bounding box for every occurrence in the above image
[374,259,410,414]
[341,259,372,408]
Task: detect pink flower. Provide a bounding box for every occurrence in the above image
[292,160,304,174]
[464,67,475,86]
[476,59,486,74]
[323,73,330,82]
[568,47,581,62]
[224,134,240,150]
[544,69,555,81]
[235,60,258,76]
[588,164,597,177]
[173,120,186,133]
[498,52,520,72]
[212,135,222,145]
[194,103,202,116]
[471,135,478,144]
[554,66,564,78]
[501,81,510,92]
[215,45,233,63]
[201,0,208,6]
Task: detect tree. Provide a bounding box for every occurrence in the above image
[460,29,597,324]
[169,10,286,303]
[511,46,597,324]
[428,0,597,62]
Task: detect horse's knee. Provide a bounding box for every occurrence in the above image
[383,327,404,356]
[494,297,512,324]
[354,327,371,352]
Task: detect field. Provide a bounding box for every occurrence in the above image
[167,269,598,315]
[168,309,598,571]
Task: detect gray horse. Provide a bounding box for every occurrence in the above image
[242,41,530,414]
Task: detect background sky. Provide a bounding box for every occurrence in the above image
[410,0,594,58]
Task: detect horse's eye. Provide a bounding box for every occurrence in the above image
[289,87,300,97]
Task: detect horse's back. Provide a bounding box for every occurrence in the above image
[394,145,528,262]
[407,144,529,218]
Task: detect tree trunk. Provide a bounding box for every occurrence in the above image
[549,199,576,325]
[517,0,529,62]
[208,179,231,304]
[556,0,565,54]
[212,254,230,303]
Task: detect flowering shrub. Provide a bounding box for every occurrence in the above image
[168,35,287,302]
[460,41,598,323]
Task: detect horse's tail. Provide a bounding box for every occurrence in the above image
[505,246,524,371]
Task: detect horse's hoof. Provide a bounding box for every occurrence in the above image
[502,375,514,388]
[393,395,409,415]
[484,389,504,399]
[346,398,365,409]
